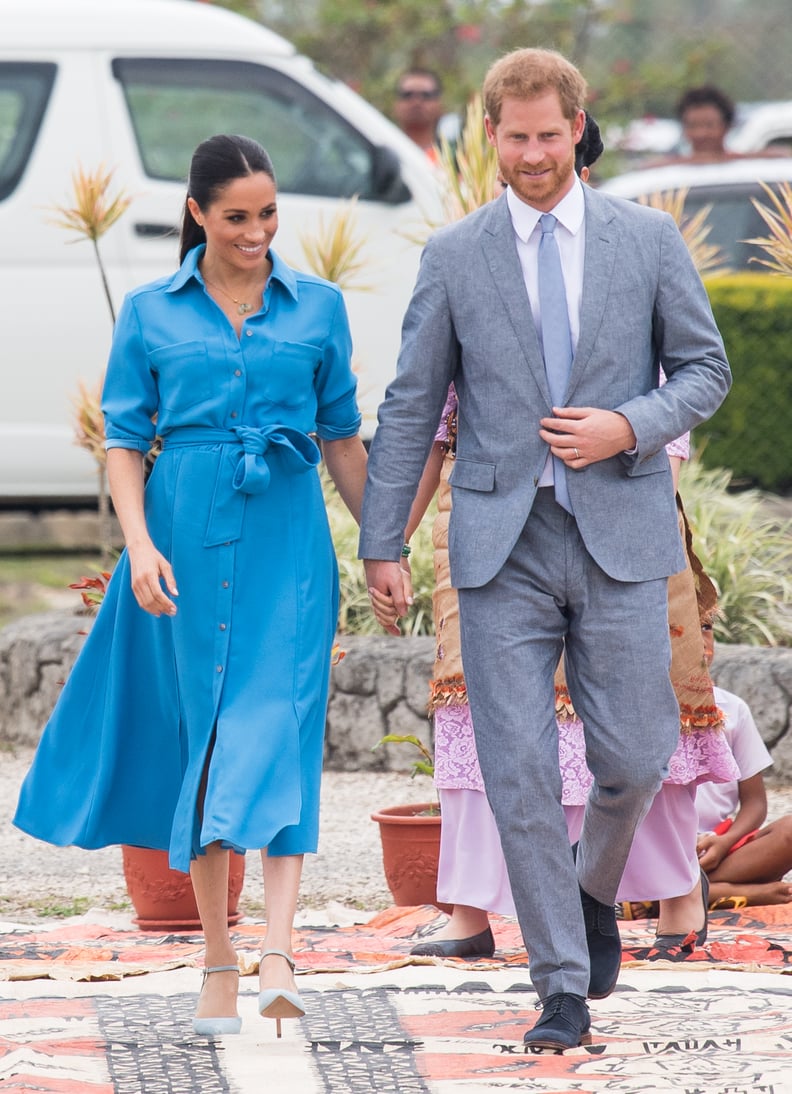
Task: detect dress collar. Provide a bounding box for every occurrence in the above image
[168,244,299,302]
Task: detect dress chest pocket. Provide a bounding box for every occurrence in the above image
[149,341,213,414]
[259,341,320,409]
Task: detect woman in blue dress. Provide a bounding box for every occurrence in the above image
[14,135,368,1037]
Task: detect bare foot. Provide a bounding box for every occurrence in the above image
[710,880,792,907]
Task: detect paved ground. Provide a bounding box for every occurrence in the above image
[3,741,791,927]
[1,745,424,923]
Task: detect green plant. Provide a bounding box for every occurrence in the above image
[373,733,434,779]
[297,196,376,291]
[638,189,730,276]
[49,164,133,566]
[697,273,792,492]
[680,455,792,647]
[747,180,792,278]
[321,467,436,636]
[47,163,132,325]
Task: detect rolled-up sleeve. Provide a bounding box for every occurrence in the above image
[313,290,361,441]
[102,294,158,452]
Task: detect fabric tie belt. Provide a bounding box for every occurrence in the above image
[162,425,321,546]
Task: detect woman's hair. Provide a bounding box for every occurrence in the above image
[575,112,604,173]
[179,134,276,263]
[676,85,736,127]
[483,48,587,129]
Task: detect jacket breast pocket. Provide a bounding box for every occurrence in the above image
[149,341,212,414]
[259,341,320,409]
[449,458,496,492]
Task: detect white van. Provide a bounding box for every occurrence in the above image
[0,0,441,502]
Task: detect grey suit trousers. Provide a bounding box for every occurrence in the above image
[458,488,680,1000]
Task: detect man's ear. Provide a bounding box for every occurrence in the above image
[572,109,586,145]
[484,114,498,148]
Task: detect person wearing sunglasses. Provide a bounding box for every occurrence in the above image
[393,67,446,162]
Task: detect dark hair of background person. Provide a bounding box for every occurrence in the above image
[575,111,604,174]
[395,67,443,97]
[675,85,736,127]
[179,134,276,263]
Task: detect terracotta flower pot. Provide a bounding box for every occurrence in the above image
[370,802,452,913]
[121,845,246,931]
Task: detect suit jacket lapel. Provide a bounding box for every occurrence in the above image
[567,188,618,397]
[480,195,551,404]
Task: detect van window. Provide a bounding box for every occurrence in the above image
[0,63,56,201]
[113,58,401,202]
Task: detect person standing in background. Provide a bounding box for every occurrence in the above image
[393,67,449,164]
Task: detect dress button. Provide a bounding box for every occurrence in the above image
[222,581,229,589]
[216,665,223,673]
[230,411,238,418]
[234,369,242,377]
[246,330,253,337]
[219,623,227,631]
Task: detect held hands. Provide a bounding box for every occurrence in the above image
[539,406,637,467]
[128,540,179,617]
[364,559,414,636]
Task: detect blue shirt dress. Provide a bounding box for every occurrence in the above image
[14,245,361,873]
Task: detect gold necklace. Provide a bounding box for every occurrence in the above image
[204,277,257,315]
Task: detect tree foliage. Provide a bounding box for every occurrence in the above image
[207,0,792,139]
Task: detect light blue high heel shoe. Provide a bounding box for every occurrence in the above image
[192,964,242,1036]
[257,949,305,1038]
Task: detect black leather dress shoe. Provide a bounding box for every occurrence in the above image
[580,886,622,999]
[523,992,591,1052]
[409,925,495,959]
[653,870,709,955]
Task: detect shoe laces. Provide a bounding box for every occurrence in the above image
[535,992,586,1025]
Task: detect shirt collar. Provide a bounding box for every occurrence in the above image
[168,244,299,302]
[506,175,585,243]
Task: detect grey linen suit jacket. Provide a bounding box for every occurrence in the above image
[359,185,732,588]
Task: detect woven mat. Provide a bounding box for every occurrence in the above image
[2,902,792,982]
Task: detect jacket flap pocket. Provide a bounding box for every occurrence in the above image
[450,458,496,492]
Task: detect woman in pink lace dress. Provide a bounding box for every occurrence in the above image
[392,384,739,960]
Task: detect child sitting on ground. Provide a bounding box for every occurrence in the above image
[695,622,792,908]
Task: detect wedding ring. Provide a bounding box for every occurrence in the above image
[574,447,580,459]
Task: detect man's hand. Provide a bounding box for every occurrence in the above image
[364,559,413,636]
[539,406,637,468]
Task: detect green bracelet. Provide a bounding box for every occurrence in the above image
[401,543,412,558]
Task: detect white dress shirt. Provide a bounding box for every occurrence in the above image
[506,177,586,487]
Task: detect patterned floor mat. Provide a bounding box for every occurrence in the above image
[2,902,792,981]
[2,977,792,1092]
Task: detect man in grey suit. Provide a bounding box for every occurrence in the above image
[359,48,731,1051]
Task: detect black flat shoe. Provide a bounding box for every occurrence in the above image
[409,925,495,959]
[653,870,709,955]
[523,992,591,1052]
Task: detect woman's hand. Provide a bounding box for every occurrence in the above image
[365,560,413,635]
[127,540,179,617]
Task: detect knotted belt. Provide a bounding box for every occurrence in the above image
[162,425,321,546]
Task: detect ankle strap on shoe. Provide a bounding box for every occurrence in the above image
[260,948,296,971]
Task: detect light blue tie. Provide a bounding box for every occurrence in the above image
[538,212,573,514]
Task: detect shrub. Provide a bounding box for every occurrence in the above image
[680,456,792,646]
[698,273,792,492]
[322,469,436,636]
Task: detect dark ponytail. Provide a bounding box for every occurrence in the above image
[179,134,276,264]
